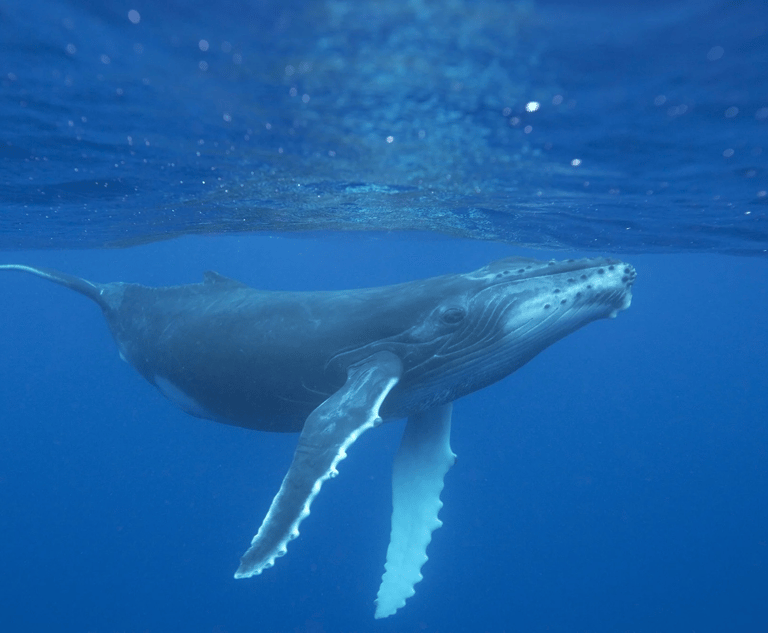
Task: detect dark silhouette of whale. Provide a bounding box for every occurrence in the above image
[0,256,635,617]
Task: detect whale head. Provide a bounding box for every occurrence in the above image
[381,256,636,415]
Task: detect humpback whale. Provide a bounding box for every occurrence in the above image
[1,256,635,618]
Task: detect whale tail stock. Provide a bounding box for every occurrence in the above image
[0,264,105,305]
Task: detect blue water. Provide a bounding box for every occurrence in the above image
[1,236,766,632]
[1,0,767,632]
[1,0,766,252]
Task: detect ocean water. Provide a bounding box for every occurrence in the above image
[0,1,767,633]
[1,0,766,252]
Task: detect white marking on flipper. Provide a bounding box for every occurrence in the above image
[235,350,403,579]
[375,403,456,619]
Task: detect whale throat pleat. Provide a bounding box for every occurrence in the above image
[375,403,456,619]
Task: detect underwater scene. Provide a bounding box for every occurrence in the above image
[0,1,766,632]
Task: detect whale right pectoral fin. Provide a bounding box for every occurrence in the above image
[235,350,403,578]
[375,403,456,618]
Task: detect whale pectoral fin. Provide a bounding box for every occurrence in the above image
[235,351,403,579]
[375,403,456,619]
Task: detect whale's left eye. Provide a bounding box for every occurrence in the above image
[440,307,466,324]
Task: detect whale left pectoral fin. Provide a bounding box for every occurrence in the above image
[235,351,403,578]
[375,403,456,618]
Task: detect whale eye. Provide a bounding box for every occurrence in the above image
[440,307,466,324]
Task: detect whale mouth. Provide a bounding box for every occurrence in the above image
[394,258,636,408]
[472,257,636,320]
[591,261,635,318]
[543,260,635,323]
[483,257,634,318]
[483,258,635,364]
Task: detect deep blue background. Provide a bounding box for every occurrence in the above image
[1,0,768,630]
[1,235,766,632]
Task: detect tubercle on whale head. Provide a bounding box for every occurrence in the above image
[471,256,635,285]
[379,257,636,418]
[491,258,636,332]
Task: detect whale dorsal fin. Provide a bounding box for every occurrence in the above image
[203,270,247,287]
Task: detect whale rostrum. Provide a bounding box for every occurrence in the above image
[0,256,636,618]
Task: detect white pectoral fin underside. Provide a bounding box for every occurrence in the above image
[235,351,403,579]
[375,403,456,619]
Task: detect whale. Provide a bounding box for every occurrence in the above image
[0,256,635,617]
